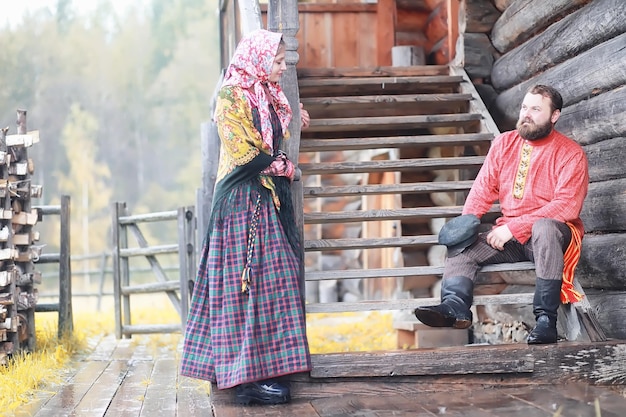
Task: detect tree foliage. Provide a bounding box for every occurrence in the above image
[0,1,220,258]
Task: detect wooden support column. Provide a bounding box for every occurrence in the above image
[377,0,396,66]
[447,0,460,64]
[266,0,306,303]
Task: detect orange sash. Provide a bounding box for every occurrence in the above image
[561,222,584,303]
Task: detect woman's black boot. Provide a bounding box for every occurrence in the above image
[235,379,291,405]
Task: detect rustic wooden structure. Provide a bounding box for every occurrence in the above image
[0,111,48,364]
[110,203,195,338]
[19,335,626,416]
[33,196,73,339]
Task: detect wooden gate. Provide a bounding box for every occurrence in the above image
[111,203,196,339]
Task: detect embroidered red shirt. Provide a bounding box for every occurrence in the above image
[462,129,588,244]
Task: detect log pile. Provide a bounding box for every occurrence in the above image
[0,110,42,365]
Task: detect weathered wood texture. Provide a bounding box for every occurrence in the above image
[491,0,626,90]
[557,85,626,146]
[585,137,626,183]
[22,336,212,417]
[490,0,591,53]
[493,32,626,127]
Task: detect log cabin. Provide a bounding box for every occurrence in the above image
[203,0,626,406]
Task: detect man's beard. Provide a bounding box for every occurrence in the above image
[517,118,553,141]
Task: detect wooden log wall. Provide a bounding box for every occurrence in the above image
[0,111,43,364]
[457,0,626,329]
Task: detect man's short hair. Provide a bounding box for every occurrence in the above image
[527,85,563,113]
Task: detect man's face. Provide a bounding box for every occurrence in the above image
[516,93,560,140]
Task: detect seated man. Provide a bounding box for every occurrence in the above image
[414,85,589,344]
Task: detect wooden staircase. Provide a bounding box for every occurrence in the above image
[296,64,605,343]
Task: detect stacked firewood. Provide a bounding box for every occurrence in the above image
[0,110,42,365]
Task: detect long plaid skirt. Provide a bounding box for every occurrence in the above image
[180,182,311,389]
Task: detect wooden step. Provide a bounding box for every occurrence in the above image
[305,113,482,133]
[305,262,536,281]
[299,156,485,175]
[297,65,451,78]
[304,206,471,224]
[299,75,463,97]
[300,133,494,152]
[305,235,438,252]
[302,93,473,118]
[305,293,536,313]
[303,180,475,198]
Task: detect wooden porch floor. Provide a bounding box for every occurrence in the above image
[15,334,626,417]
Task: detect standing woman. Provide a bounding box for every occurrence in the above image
[180,29,311,405]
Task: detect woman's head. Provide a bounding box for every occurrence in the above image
[227,29,285,86]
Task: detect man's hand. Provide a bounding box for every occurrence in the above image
[486,225,513,251]
[299,103,310,130]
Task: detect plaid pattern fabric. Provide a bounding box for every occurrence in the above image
[180,183,311,389]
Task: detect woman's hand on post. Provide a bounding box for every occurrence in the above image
[299,103,310,130]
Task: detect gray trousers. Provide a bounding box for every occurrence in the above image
[443,218,572,282]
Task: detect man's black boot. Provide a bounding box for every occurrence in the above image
[413,276,474,329]
[527,277,562,344]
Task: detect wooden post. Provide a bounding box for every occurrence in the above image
[200,121,220,242]
[237,0,262,33]
[377,0,396,66]
[58,195,73,339]
[447,0,460,64]
[267,0,306,303]
[111,202,123,339]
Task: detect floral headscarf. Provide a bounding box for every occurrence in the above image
[220,29,292,151]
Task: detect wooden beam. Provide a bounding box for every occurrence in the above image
[490,0,590,53]
[377,0,396,66]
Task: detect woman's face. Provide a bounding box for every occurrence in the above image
[269,45,287,83]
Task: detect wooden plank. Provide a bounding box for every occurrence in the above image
[311,394,429,417]
[491,0,626,90]
[305,262,536,281]
[33,361,111,417]
[121,324,181,335]
[105,361,154,416]
[306,113,481,133]
[176,377,213,417]
[140,359,178,417]
[118,210,177,225]
[305,235,438,252]
[577,234,626,290]
[310,346,535,378]
[213,400,320,416]
[308,341,626,382]
[490,0,589,53]
[333,11,359,68]
[305,293,536,313]
[300,155,484,175]
[119,244,179,257]
[301,93,472,118]
[299,75,463,97]
[304,179,475,198]
[413,388,547,417]
[504,384,623,417]
[376,0,395,66]
[300,133,493,152]
[297,65,449,78]
[121,280,180,295]
[304,204,498,224]
[546,383,626,415]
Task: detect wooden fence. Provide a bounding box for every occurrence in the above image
[33,196,72,339]
[111,203,196,338]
